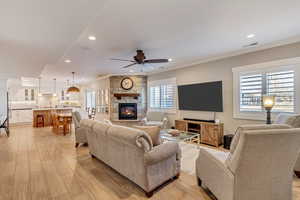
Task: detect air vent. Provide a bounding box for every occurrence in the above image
[243,42,259,48]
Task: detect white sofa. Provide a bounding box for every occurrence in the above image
[196,125,300,200]
[81,119,181,197]
[142,111,168,128]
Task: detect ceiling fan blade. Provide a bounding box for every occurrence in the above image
[144,59,169,63]
[111,58,135,62]
[122,63,137,68]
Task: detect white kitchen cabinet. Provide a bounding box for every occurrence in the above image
[10,109,33,124]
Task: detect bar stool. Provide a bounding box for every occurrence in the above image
[36,115,44,127]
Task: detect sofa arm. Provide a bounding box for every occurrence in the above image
[144,142,180,165]
[75,127,88,143]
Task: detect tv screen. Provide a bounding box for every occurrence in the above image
[178,81,223,112]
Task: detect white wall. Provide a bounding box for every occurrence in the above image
[80,77,110,120]
[0,79,8,118]
[148,42,300,134]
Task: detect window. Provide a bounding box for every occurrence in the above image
[233,57,300,120]
[25,89,29,101]
[31,89,35,101]
[86,90,96,110]
[61,90,65,100]
[148,78,176,111]
[240,70,295,113]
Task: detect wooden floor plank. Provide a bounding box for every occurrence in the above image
[1,125,300,200]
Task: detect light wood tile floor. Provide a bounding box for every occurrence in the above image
[1,125,300,200]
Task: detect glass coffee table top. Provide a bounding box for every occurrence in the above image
[160,129,200,143]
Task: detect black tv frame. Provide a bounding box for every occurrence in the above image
[177,81,223,112]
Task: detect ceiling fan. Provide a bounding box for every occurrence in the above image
[111,50,172,68]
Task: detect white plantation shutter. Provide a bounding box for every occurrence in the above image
[239,69,295,113]
[266,70,295,112]
[150,86,160,108]
[149,78,176,111]
[160,84,176,109]
[240,74,263,112]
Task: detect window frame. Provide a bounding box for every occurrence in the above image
[148,78,177,113]
[85,89,96,110]
[233,57,300,121]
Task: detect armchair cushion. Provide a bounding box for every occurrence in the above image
[134,125,161,146]
[146,111,166,121]
[144,121,164,127]
[274,113,300,127]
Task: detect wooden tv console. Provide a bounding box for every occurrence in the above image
[175,119,224,147]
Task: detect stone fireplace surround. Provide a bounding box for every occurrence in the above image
[109,76,147,121]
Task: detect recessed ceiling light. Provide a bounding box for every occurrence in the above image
[247,34,255,38]
[129,69,134,73]
[65,59,71,63]
[88,35,96,41]
[168,58,173,62]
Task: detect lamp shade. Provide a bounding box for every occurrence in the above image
[67,72,80,93]
[263,95,275,109]
[67,86,80,93]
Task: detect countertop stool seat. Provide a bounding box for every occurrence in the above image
[36,115,44,128]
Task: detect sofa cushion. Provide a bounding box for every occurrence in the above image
[92,120,111,136]
[230,124,292,154]
[80,119,96,128]
[134,125,161,146]
[107,125,153,152]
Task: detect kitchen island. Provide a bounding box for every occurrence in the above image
[33,108,72,127]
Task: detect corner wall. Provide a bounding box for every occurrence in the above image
[0,79,7,118]
[148,42,300,134]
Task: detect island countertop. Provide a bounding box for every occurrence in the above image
[32,108,73,127]
[32,107,74,111]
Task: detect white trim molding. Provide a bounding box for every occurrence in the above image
[233,57,300,120]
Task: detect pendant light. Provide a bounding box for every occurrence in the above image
[53,78,57,97]
[67,72,80,93]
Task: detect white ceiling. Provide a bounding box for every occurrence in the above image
[1,0,300,82]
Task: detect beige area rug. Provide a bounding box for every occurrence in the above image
[178,142,200,175]
[179,142,226,175]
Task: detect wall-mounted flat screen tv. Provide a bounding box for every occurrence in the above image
[178,81,223,112]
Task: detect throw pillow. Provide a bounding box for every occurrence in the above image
[134,126,161,146]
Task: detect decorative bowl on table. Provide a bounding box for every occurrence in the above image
[167,129,181,137]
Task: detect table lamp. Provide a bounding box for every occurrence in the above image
[263,95,275,124]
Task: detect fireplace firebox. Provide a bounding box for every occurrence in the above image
[118,103,137,120]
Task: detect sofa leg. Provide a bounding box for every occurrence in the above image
[90,153,96,158]
[83,142,88,146]
[197,178,202,187]
[174,173,180,180]
[75,143,79,148]
[145,191,153,198]
[295,171,300,178]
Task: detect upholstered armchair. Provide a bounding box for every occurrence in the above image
[273,113,300,176]
[142,111,168,129]
[72,110,89,147]
[196,127,300,200]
